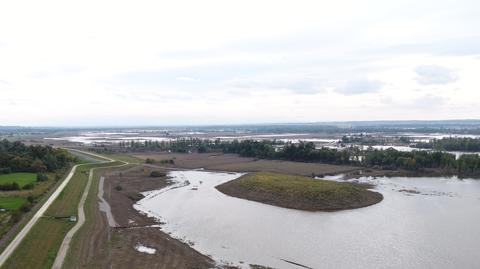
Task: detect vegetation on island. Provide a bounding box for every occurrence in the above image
[216,172,383,211]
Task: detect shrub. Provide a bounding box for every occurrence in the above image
[11,211,22,223]
[0,182,21,191]
[159,159,175,165]
[115,185,123,191]
[22,183,35,190]
[20,203,32,213]
[145,158,155,164]
[37,173,48,182]
[150,171,166,177]
[127,192,144,201]
[0,167,11,174]
[12,182,20,190]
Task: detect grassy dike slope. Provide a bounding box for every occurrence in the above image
[1,161,122,269]
[61,163,134,269]
[216,172,383,211]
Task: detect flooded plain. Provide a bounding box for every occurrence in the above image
[135,170,480,269]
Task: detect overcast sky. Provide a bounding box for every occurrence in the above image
[1,0,479,126]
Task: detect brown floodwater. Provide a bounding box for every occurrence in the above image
[136,170,480,269]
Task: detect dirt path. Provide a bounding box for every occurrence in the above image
[51,151,126,269]
[97,176,118,227]
[51,166,96,269]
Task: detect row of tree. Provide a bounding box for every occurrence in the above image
[112,138,258,153]
[222,140,480,175]
[0,139,74,173]
[416,137,480,152]
[93,138,480,175]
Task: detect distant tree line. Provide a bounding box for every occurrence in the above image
[222,141,479,175]
[416,137,480,152]
[91,138,480,176]
[341,135,412,145]
[106,138,270,153]
[220,140,457,170]
[0,139,74,174]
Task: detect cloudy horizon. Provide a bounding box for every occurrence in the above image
[1,0,480,126]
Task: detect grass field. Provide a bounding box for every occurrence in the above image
[229,172,366,198]
[0,165,91,269]
[0,167,72,256]
[107,154,143,164]
[61,168,105,269]
[0,173,36,188]
[0,197,26,211]
[133,152,361,176]
[68,150,105,164]
[216,172,383,211]
[2,161,124,269]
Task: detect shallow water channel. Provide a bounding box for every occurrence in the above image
[134,170,480,269]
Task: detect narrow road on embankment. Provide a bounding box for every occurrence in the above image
[51,150,128,269]
[0,149,125,269]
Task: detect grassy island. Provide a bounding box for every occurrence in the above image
[216,172,383,211]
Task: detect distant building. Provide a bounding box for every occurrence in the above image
[273,145,284,152]
[69,215,77,222]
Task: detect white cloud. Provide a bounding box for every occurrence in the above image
[228,78,323,94]
[176,76,197,81]
[415,65,458,85]
[0,0,479,125]
[335,79,383,95]
[408,94,446,109]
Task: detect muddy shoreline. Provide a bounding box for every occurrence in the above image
[68,165,221,269]
[103,166,217,269]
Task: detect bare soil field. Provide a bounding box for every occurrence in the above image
[134,153,362,176]
[67,165,216,269]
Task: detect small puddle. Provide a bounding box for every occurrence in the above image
[135,243,157,254]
